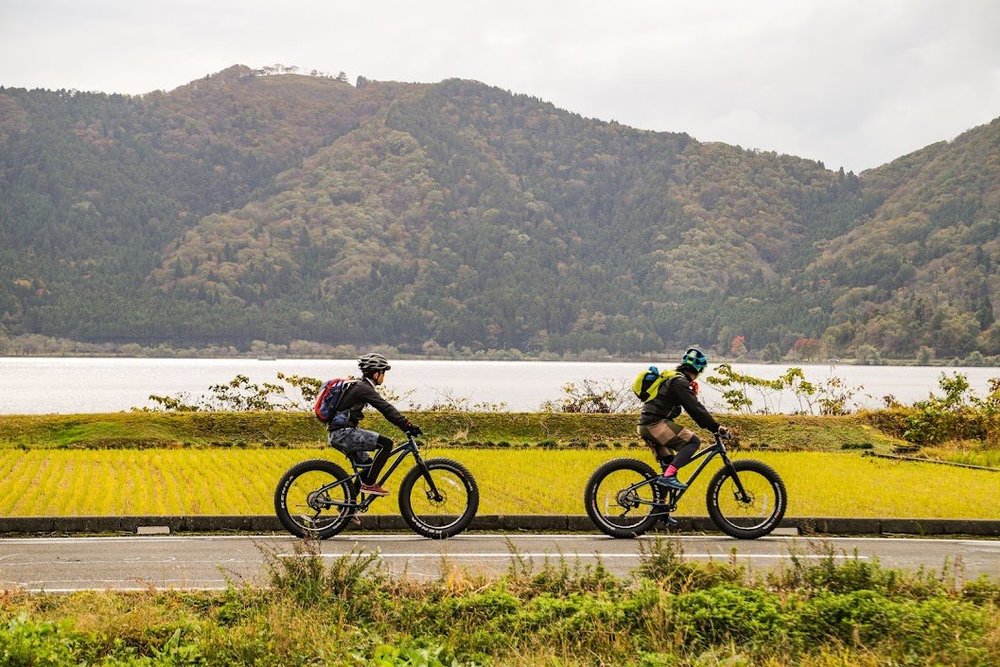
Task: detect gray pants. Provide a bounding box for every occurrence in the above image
[327,427,380,468]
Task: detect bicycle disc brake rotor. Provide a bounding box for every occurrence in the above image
[423,484,446,505]
[425,474,463,505]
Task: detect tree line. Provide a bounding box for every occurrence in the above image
[1,70,998,362]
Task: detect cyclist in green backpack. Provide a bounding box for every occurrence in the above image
[637,348,728,491]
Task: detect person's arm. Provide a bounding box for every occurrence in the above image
[669,377,720,433]
[355,381,414,432]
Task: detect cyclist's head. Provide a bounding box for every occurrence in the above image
[680,347,708,375]
[358,352,391,377]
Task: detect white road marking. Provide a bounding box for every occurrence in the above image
[278,552,868,560]
[0,533,994,545]
[0,533,1000,548]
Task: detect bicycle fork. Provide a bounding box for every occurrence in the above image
[719,454,752,503]
[412,452,445,502]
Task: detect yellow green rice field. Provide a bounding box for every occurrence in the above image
[0,448,995,519]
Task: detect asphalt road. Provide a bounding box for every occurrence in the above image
[1,534,997,592]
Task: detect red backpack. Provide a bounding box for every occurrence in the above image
[313,378,356,426]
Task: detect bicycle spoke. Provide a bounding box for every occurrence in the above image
[406,469,468,530]
[284,469,353,532]
[590,466,659,532]
[707,460,787,539]
[718,475,771,526]
[399,459,479,539]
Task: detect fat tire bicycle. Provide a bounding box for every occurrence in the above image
[274,434,479,540]
[584,431,787,539]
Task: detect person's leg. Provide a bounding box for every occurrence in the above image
[664,434,700,477]
[333,428,390,493]
[330,429,374,473]
[639,421,681,469]
[656,448,675,470]
[652,427,699,490]
[363,435,395,485]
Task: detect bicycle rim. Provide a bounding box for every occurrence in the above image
[589,464,659,535]
[401,462,476,536]
[709,462,786,538]
[282,467,354,535]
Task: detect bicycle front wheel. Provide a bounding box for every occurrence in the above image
[706,459,787,539]
[398,458,479,539]
[274,459,358,539]
[584,458,664,538]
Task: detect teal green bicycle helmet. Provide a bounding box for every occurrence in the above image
[680,347,708,374]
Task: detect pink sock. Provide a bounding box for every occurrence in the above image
[664,465,678,477]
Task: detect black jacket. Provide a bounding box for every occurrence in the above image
[334,377,411,432]
[638,369,719,433]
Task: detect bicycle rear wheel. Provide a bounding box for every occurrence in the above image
[398,458,479,539]
[584,458,664,538]
[274,459,358,539]
[706,459,787,539]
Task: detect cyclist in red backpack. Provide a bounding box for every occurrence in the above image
[326,353,422,496]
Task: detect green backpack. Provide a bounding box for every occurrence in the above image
[632,366,684,402]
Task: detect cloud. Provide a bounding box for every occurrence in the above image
[1,0,998,171]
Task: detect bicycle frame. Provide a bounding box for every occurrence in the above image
[624,432,750,513]
[315,434,441,513]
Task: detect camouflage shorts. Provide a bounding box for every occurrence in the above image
[327,427,380,466]
[636,420,696,460]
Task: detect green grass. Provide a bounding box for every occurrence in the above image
[1,541,997,666]
[920,441,1000,469]
[0,411,907,452]
[0,448,996,519]
[0,412,324,449]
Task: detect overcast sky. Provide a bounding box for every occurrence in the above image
[2,0,998,173]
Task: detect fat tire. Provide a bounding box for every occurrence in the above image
[584,457,664,539]
[274,458,357,539]
[706,459,787,539]
[398,458,479,539]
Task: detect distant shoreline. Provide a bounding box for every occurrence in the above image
[1,351,997,367]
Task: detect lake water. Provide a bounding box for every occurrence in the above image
[0,357,997,414]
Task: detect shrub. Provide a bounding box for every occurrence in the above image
[902,373,1000,445]
[635,537,746,593]
[368,641,470,667]
[260,539,385,610]
[793,591,990,660]
[0,614,80,666]
[671,586,786,649]
[146,372,318,412]
[540,379,634,413]
[706,365,864,415]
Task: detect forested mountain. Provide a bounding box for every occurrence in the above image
[1,65,997,360]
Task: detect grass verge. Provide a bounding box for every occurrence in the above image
[1,539,997,665]
[0,411,906,452]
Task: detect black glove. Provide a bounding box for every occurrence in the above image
[404,424,423,437]
[716,425,730,438]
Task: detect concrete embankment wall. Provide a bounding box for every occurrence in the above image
[1,515,997,536]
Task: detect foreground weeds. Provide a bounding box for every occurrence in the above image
[1,539,997,666]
